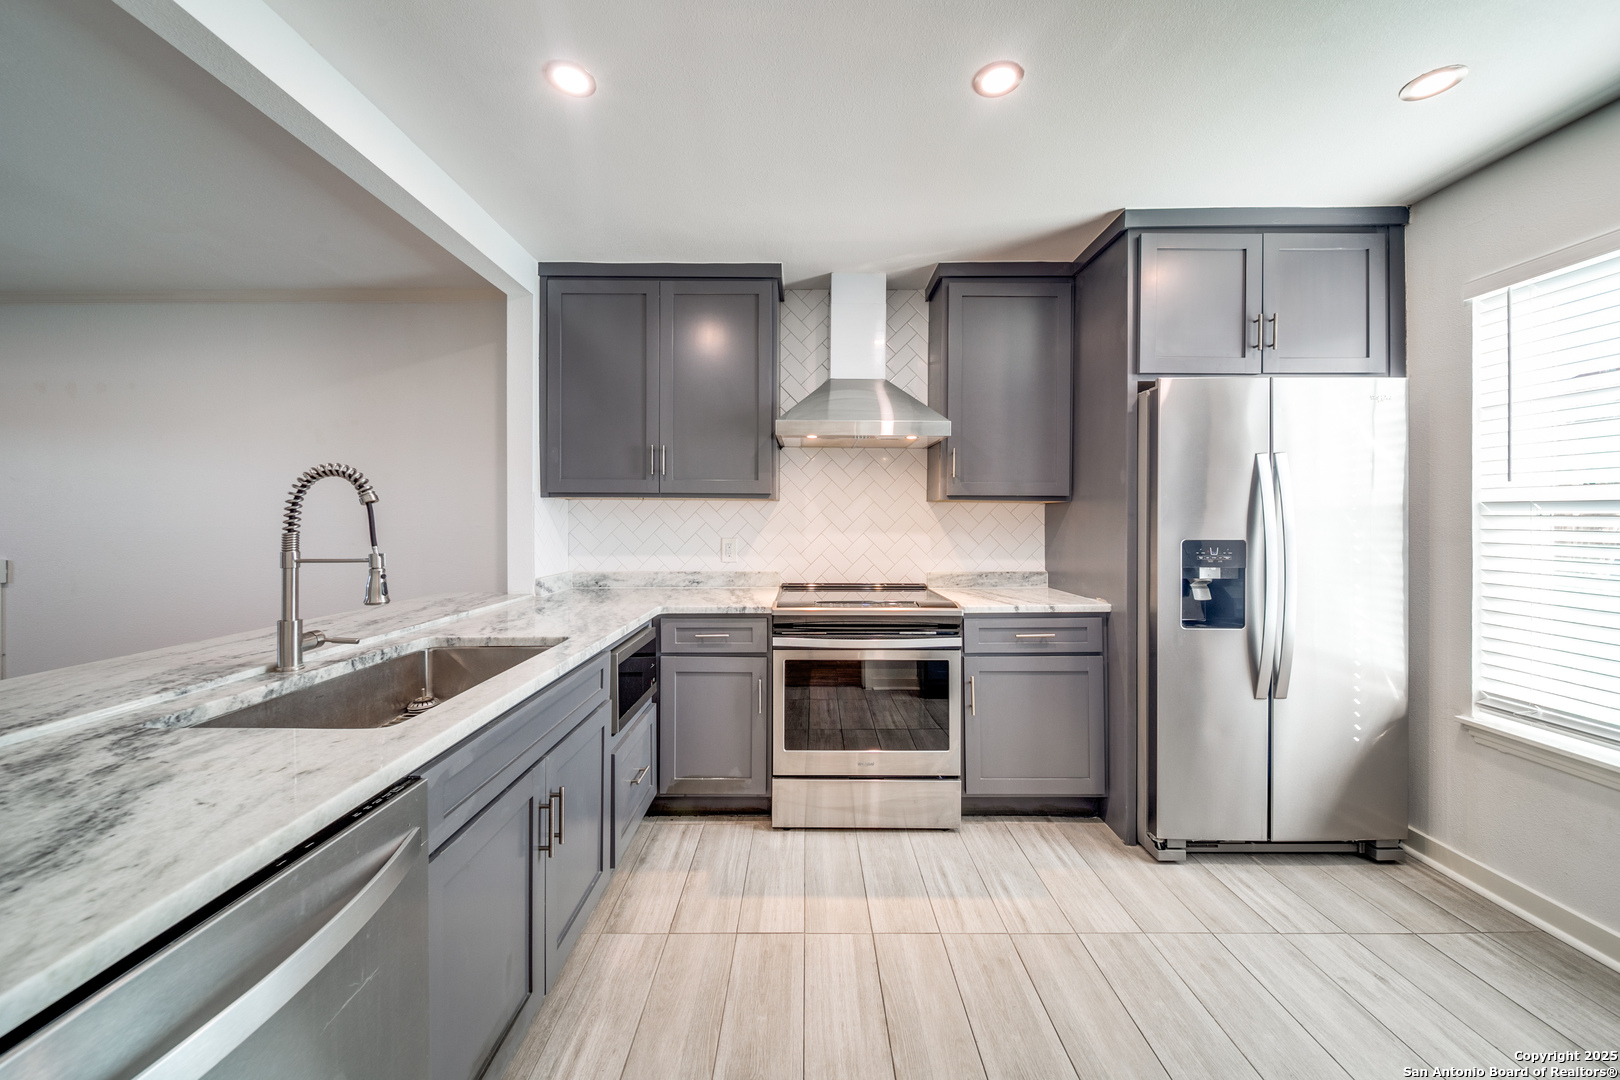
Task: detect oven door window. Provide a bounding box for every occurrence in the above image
[782,659,951,751]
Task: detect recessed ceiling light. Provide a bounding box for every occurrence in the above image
[805,434,818,440]
[972,61,1024,98]
[544,60,596,97]
[1399,64,1467,101]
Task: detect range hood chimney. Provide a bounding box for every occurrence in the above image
[775,273,951,448]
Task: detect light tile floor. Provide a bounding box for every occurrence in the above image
[501,816,1620,1080]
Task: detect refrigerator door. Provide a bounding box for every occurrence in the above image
[1270,378,1408,841]
[1147,378,1274,843]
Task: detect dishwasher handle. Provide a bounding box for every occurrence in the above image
[133,827,420,1080]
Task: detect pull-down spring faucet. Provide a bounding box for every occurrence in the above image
[276,463,389,671]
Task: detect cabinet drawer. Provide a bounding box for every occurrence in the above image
[612,700,657,867]
[660,616,768,654]
[964,616,1103,655]
[423,653,609,852]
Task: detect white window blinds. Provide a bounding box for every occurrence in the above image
[1473,248,1620,742]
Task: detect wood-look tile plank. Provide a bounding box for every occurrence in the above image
[961,821,1073,934]
[738,826,805,933]
[804,830,870,933]
[1218,933,1423,1079]
[805,934,894,1080]
[859,831,938,933]
[671,820,755,933]
[620,934,735,1080]
[1423,933,1620,1047]
[1056,822,1205,932]
[1321,863,1474,933]
[1013,934,1169,1080]
[714,934,805,1080]
[529,934,667,1080]
[1082,933,1261,1080]
[910,829,1006,933]
[874,933,987,1080]
[500,931,602,1080]
[604,821,703,934]
[1192,856,1339,934]
[1159,864,1276,933]
[1151,933,1348,1080]
[1491,931,1620,1017]
[1383,862,1535,932]
[1287,933,1514,1070]
[944,934,1078,1080]
[1259,860,1408,934]
[1004,822,1139,933]
[1354,934,1580,1056]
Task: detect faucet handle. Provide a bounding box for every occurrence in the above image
[300,630,363,651]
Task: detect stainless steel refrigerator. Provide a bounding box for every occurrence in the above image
[1137,377,1407,862]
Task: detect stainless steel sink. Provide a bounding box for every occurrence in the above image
[197,645,556,730]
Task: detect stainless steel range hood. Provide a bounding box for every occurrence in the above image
[775,273,951,448]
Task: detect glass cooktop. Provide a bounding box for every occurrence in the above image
[773,583,960,612]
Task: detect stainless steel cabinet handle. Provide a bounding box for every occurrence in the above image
[1014,633,1057,639]
[660,445,668,477]
[132,828,419,1080]
[693,632,731,639]
[1272,452,1296,699]
[629,766,650,786]
[1266,313,1279,350]
[757,678,763,714]
[650,444,656,477]
[1253,453,1281,699]
[537,800,552,855]
[1250,313,1262,351]
[556,786,566,845]
[951,447,957,479]
[969,675,976,715]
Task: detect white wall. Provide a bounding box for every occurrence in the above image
[565,290,1046,580]
[1407,100,1620,941]
[0,299,504,676]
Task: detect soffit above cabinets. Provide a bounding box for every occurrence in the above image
[264,0,1620,286]
[0,0,496,299]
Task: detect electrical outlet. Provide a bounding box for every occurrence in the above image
[721,538,738,563]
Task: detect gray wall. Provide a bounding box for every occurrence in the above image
[0,300,504,676]
[1406,100,1620,938]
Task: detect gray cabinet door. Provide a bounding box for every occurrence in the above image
[660,280,776,496]
[546,279,660,494]
[1138,232,1263,375]
[1261,232,1388,374]
[964,654,1105,797]
[660,654,768,795]
[540,700,608,991]
[940,279,1073,498]
[428,767,537,1080]
[612,700,657,866]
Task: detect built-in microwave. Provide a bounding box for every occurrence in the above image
[609,623,657,735]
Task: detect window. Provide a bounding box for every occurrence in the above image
[1472,248,1620,743]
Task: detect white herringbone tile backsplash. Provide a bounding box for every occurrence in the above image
[566,289,1045,581]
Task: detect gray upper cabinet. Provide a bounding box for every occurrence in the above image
[661,280,776,495]
[927,277,1074,501]
[1138,232,1262,375]
[1134,227,1393,376]
[1260,232,1388,374]
[546,279,660,495]
[544,269,779,498]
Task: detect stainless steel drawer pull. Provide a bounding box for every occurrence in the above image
[1014,633,1057,639]
[131,828,419,1080]
[969,676,976,715]
[629,766,650,786]
[693,633,731,639]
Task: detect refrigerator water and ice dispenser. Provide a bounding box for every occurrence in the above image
[1180,540,1245,629]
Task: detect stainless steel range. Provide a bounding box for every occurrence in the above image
[771,583,962,829]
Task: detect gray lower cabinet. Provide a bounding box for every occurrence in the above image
[1137,228,1390,376]
[659,653,769,796]
[612,699,657,866]
[925,276,1074,501]
[428,766,541,1080]
[544,271,778,498]
[965,654,1106,797]
[539,701,609,987]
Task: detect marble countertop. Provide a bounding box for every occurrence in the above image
[0,577,1107,1035]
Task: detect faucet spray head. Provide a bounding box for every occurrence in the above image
[365,549,390,606]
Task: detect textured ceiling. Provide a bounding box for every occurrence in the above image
[0,0,493,296]
[263,0,1620,286]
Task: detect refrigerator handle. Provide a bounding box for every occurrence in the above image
[1252,453,1281,699]
[1272,452,1297,698]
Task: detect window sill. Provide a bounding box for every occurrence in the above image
[1457,712,1620,792]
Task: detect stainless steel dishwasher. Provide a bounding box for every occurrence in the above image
[0,778,428,1080]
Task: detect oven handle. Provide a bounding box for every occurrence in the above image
[770,637,963,650]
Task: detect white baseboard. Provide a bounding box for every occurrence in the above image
[1404,827,1620,974]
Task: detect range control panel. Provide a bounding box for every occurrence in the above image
[1181,540,1246,629]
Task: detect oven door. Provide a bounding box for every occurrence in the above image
[773,647,961,778]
